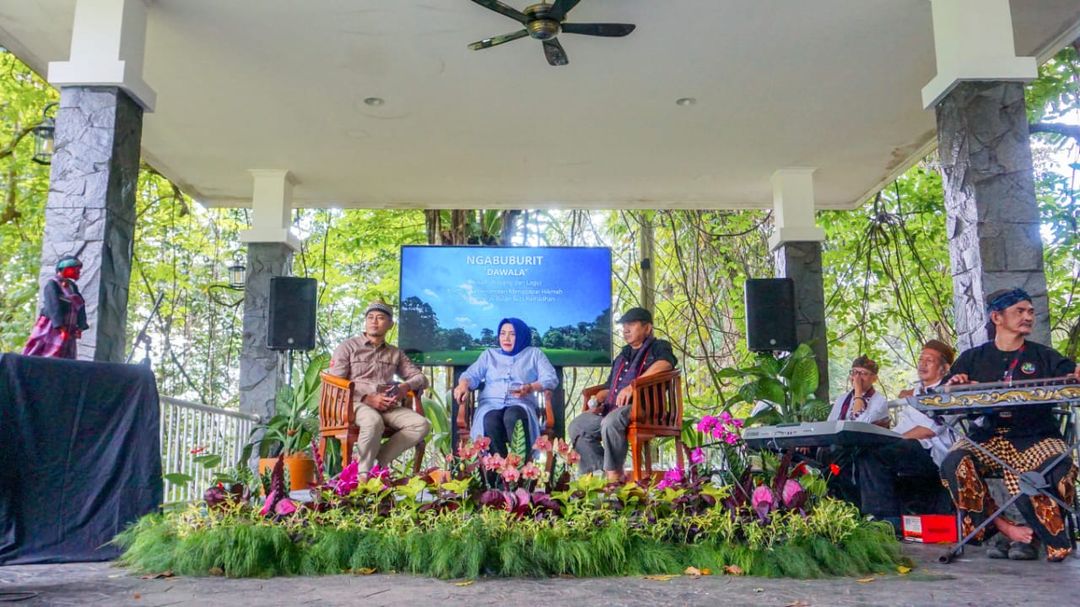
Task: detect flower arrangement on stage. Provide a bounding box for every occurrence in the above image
[118,421,903,580]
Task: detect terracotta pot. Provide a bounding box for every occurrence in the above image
[259,454,316,492]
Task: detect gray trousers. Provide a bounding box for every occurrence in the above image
[567,406,631,473]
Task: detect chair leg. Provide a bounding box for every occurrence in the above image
[413,440,426,476]
[675,437,686,471]
[629,432,642,483]
[319,435,328,466]
[643,439,653,477]
[341,434,352,466]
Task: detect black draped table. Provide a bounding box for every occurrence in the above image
[0,353,162,564]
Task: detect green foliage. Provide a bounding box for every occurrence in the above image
[116,498,900,579]
[260,353,329,456]
[420,393,452,458]
[721,344,828,424]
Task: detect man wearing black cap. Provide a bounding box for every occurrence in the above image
[567,307,677,482]
[328,300,430,478]
[940,288,1080,561]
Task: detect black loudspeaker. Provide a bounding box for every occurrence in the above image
[745,278,797,352]
[267,277,317,351]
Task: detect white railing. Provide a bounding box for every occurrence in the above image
[160,396,260,504]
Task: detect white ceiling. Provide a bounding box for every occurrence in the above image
[1,0,1079,210]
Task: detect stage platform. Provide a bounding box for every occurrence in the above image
[1,544,1076,606]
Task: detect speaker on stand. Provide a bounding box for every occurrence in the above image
[744,278,797,352]
[268,277,318,385]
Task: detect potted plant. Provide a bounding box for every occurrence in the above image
[256,353,329,491]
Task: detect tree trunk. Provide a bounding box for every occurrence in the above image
[638,212,656,311]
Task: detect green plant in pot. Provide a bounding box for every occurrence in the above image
[717,343,831,425]
[255,353,329,491]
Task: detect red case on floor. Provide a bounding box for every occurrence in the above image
[901,514,958,543]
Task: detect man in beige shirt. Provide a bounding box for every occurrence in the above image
[328,301,430,476]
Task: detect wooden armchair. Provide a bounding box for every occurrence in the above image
[455,388,556,459]
[582,369,685,482]
[318,372,426,475]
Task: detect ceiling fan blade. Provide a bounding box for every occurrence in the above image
[468,0,527,24]
[542,38,569,66]
[560,23,636,37]
[468,29,529,50]
[550,0,582,21]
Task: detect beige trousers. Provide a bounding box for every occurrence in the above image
[353,403,431,473]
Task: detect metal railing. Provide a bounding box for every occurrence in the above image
[160,396,260,504]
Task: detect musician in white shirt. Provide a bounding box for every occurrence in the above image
[857,340,956,532]
[820,355,888,504]
[826,355,889,424]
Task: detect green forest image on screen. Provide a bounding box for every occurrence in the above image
[398,246,612,366]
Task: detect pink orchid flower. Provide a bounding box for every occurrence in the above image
[690,447,706,465]
[533,435,553,453]
[501,466,521,483]
[482,453,505,472]
[521,462,541,480]
[504,453,523,468]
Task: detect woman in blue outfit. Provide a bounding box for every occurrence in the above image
[452,318,558,458]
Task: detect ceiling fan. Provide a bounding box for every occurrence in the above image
[466,0,636,66]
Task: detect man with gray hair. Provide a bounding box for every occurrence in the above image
[328,300,430,478]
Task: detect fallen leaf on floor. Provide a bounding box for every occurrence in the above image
[724,564,744,576]
[701,568,712,575]
[856,577,875,583]
[784,601,811,607]
[897,565,911,575]
[352,568,376,575]
[753,587,765,593]
[643,574,678,581]
[133,593,141,600]
[684,566,702,577]
[453,580,475,587]
[107,574,123,579]
[208,567,224,577]
[140,570,174,580]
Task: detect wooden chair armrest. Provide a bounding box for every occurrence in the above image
[582,383,607,412]
[321,372,353,390]
[629,369,680,390]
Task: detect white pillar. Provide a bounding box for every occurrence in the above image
[921,0,1036,109]
[768,168,824,251]
[240,169,301,250]
[47,0,156,111]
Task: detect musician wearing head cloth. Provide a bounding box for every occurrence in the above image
[939,288,1080,561]
[567,307,678,482]
[857,340,958,533]
[328,300,430,478]
[819,355,890,504]
[22,256,89,359]
[453,317,559,459]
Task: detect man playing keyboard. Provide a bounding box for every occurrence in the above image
[858,340,957,534]
[939,288,1080,562]
[820,356,889,504]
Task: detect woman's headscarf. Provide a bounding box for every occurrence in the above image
[495,317,531,356]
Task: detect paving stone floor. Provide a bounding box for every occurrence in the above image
[1,543,1078,606]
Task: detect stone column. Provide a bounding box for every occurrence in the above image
[774,242,829,401]
[38,86,143,362]
[937,81,1049,350]
[769,169,830,401]
[239,243,293,421]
